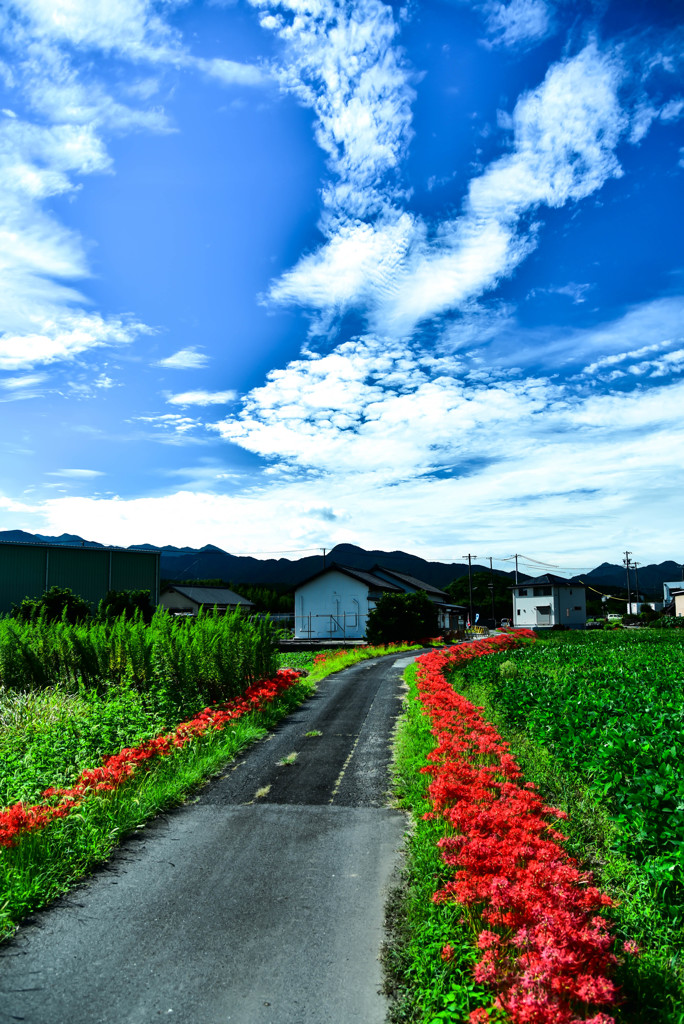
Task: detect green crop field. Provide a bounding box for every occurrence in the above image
[444,629,684,1022]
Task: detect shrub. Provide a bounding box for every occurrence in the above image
[366,591,438,645]
[97,589,154,623]
[11,586,91,625]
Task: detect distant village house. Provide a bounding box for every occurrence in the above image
[511,574,586,629]
[159,585,254,617]
[294,563,465,639]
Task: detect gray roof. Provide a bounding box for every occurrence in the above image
[333,565,403,591]
[166,586,253,607]
[371,565,449,599]
[512,573,584,589]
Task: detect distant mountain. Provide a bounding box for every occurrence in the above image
[0,530,679,595]
[578,561,684,595]
[156,542,495,589]
[0,529,104,547]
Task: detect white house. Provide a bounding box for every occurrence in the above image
[511,574,586,629]
[159,585,254,616]
[293,563,465,639]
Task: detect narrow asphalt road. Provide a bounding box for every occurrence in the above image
[0,652,421,1024]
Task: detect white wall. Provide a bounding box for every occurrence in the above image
[294,570,370,639]
[513,585,586,629]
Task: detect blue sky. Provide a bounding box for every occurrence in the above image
[0,0,682,572]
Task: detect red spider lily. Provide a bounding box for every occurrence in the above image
[413,633,627,1024]
[0,668,301,848]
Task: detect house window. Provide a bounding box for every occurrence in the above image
[518,588,528,596]
[574,606,582,611]
[533,587,552,596]
[517,609,521,615]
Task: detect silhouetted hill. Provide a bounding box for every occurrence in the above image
[578,560,683,595]
[156,542,496,588]
[0,531,679,595]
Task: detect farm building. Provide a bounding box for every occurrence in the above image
[511,574,586,629]
[0,539,160,615]
[159,585,254,616]
[294,563,465,639]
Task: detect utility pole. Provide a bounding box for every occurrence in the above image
[514,554,519,585]
[321,547,326,570]
[462,553,476,626]
[633,561,641,607]
[489,556,496,624]
[623,551,632,612]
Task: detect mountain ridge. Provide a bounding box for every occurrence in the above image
[0,530,680,594]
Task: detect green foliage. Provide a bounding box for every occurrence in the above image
[445,571,512,624]
[228,582,293,614]
[452,648,684,1022]
[12,586,91,624]
[0,607,280,807]
[97,589,154,623]
[0,675,316,942]
[366,591,438,645]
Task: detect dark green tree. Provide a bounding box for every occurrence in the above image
[445,572,513,625]
[12,585,91,624]
[98,589,154,623]
[365,591,438,644]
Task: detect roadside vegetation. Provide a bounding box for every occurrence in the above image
[0,598,419,942]
[388,629,684,1024]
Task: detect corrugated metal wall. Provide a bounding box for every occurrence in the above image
[0,543,160,615]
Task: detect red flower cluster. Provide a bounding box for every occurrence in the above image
[415,634,623,1024]
[0,668,301,848]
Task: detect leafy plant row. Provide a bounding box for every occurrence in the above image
[0,608,279,807]
[0,605,279,698]
[416,638,628,1023]
[455,631,684,920]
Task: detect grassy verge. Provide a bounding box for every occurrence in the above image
[0,675,313,941]
[384,663,491,1024]
[1,641,418,942]
[453,665,684,1024]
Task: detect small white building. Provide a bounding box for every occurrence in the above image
[672,589,684,617]
[663,581,684,605]
[294,563,465,640]
[511,574,586,630]
[159,585,254,616]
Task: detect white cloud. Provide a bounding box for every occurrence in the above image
[6,0,184,62]
[481,0,552,49]
[251,0,415,218]
[157,348,210,369]
[0,1,270,376]
[46,468,105,478]
[265,41,628,336]
[0,373,45,389]
[12,387,684,562]
[195,57,270,88]
[167,389,237,406]
[0,313,151,370]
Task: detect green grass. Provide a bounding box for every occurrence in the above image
[0,675,314,941]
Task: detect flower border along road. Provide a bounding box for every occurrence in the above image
[0,669,301,849]
[415,631,635,1024]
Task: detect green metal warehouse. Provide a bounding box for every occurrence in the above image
[0,540,160,616]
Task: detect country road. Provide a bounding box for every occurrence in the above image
[0,652,422,1024]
